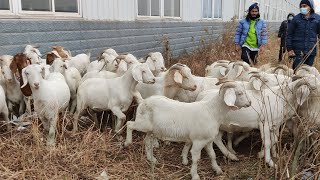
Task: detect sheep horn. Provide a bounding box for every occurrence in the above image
[218,82,236,95]
[215,60,230,64]
[215,77,233,86]
[168,63,185,71]
[273,65,289,73]
[213,63,229,69]
[97,52,105,61]
[292,75,304,82]
[233,61,250,71]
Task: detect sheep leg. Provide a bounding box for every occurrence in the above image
[190,141,206,180]
[46,116,57,147]
[233,131,251,147]
[181,142,192,165]
[19,100,26,116]
[213,131,239,161]
[125,120,153,146]
[69,96,77,114]
[271,127,279,158]
[111,107,126,133]
[227,133,237,154]
[2,106,11,131]
[144,133,157,163]
[25,97,32,114]
[205,142,223,175]
[259,123,274,167]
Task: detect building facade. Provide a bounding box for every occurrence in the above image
[0,0,301,58]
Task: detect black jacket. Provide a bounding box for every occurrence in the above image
[278,13,295,47]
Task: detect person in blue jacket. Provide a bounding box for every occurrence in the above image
[234,3,267,66]
[286,0,320,70]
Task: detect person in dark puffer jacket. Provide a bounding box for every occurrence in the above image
[234,3,267,66]
[286,0,320,70]
[278,13,295,62]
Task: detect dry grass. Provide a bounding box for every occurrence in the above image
[0,19,319,180]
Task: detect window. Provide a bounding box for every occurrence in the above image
[234,0,246,19]
[0,0,10,10]
[137,0,180,18]
[164,0,180,17]
[213,0,222,18]
[21,0,79,13]
[138,0,160,16]
[203,0,212,18]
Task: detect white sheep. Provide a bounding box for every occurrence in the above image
[24,45,46,64]
[205,60,231,78]
[21,64,70,146]
[1,64,25,116]
[139,52,166,76]
[64,52,91,76]
[136,63,197,99]
[51,59,81,113]
[124,81,251,180]
[192,76,316,167]
[103,48,119,57]
[86,53,118,72]
[73,62,155,133]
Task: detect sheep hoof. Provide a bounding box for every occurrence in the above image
[268,160,275,167]
[215,168,223,175]
[228,153,239,161]
[182,159,188,165]
[153,139,160,148]
[124,141,131,147]
[192,174,200,180]
[258,151,264,158]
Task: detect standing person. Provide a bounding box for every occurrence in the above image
[278,13,295,62]
[234,3,267,66]
[286,0,320,70]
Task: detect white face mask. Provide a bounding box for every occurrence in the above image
[300,7,309,15]
[288,16,294,20]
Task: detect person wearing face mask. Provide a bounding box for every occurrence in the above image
[278,13,295,62]
[286,0,320,70]
[234,3,267,66]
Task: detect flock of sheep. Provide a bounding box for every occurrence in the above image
[0,45,319,180]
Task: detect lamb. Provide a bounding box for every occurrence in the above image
[191,76,316,167]
[136,63,197,99]
[51,59,81,113]
[124,80,251,180]
[21,64,70,146]
[73,62,156,133]
[1,64,25,116]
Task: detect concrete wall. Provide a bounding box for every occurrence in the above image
[0,19,281,60]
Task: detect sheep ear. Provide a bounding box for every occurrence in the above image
[252,78,262,90]
[224,88,238,110]
[21,68,28,88]
[146,57,156,71]
[296,85,310,106]
[132,65,143,82]
[235,66,244,78]
[9,59,17,74]
[220,67,227,76]
[173,71,183,84]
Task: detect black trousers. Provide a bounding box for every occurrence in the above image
[279,46,286,62]
[241,47,258,65]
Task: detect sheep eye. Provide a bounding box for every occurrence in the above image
[142,71,146,73]
[25,72,29,75]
